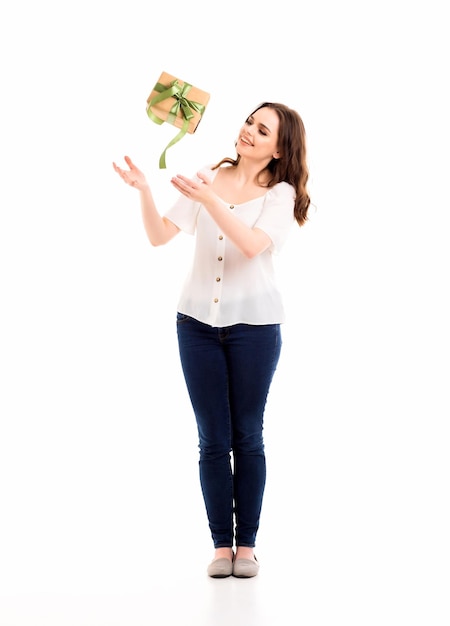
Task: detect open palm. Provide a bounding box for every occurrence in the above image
[112,156,148,190]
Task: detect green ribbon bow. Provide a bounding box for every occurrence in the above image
[146,79,207,168]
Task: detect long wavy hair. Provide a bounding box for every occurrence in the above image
[212,102,311,227]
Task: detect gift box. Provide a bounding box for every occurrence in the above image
[146,71,210,168]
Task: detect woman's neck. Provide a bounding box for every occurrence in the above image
[232,158,271,187]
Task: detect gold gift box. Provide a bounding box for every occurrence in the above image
[146,71,210,134]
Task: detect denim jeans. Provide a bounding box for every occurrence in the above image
[176,312,282,548]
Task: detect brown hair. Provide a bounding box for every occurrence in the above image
[212,102,311,227]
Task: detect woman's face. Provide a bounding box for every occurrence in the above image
[237,107,281,162]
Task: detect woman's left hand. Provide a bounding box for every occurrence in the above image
[170,171,215,204]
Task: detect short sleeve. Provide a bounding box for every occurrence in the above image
[164,194,200,235]
[163,165,216,235]
[254,182,296,253]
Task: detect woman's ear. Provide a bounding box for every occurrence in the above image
[273,150,281,159]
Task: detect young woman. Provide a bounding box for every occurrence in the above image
[113,102,310,578]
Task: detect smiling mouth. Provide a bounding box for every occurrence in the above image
[240,136,253,146]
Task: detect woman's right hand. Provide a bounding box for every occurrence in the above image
[112,156,149,191]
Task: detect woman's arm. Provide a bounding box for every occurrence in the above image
[113,156,180,246]
[170,172,271,258]
[139,186,180,246]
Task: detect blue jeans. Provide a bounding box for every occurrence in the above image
[176,313,282,548]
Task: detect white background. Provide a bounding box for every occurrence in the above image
[0,1,449,624]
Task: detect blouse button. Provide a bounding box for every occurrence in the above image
[218,256,223,261]
[219,235,223,240]
[214,298,219,303]
[229,205,234,209]
[216,277,221,282]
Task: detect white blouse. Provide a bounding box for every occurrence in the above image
[164,165,296,327]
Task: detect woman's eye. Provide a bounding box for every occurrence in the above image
[259,129,267,136]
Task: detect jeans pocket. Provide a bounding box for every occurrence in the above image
[176,312,191,324]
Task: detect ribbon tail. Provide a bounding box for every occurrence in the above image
[158,118,190,169]
[147,107,165,126]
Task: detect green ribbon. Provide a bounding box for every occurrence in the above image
[146,79,206,168]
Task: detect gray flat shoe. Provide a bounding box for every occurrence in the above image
[207,557,233,578]
[232,557,260,578]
